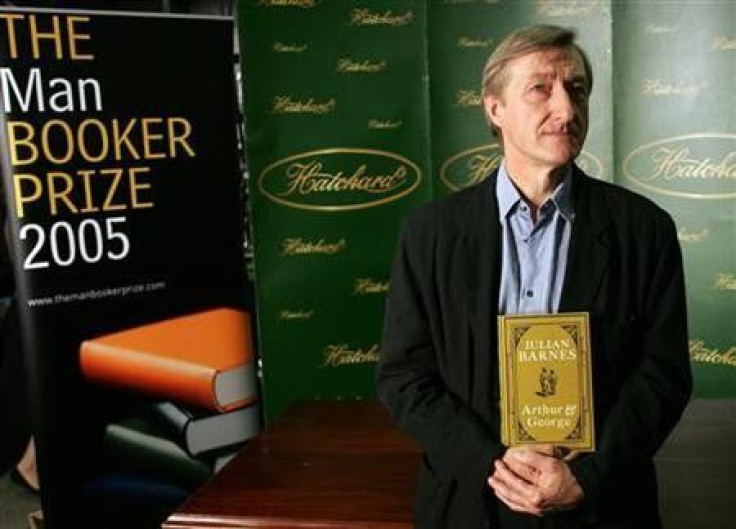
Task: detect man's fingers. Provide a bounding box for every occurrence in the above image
[506,447,553,469]
[528,444,558,457]
[503,453,539,484]
[489,461,545,514]
[493,485,544,517]
[489,474,544,517]
[508,444,580,461]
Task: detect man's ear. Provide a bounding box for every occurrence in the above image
[483,94,504,129]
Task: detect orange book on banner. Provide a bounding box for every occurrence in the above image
[80,308,257,412]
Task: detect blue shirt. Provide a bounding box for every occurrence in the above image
[496,162,574,315]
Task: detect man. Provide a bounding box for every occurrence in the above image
[377,25,692,528]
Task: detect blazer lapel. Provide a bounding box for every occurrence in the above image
[559,167,611,312]
[460,174,502,400]
[461,171,501,329]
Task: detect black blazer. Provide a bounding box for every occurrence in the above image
[377,167,692,529]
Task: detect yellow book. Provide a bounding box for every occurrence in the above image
[498,313,595,451]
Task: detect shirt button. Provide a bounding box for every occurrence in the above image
[525,290,534,297]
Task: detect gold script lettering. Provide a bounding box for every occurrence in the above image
[677,227,708,244]
[456,90,482,107]
[354,278,389,294]
[336,58,387,73]
[713,36,736,51]
[322,344,380,367]
[690,339,736,369]
[713,273,736,291]
[280,309,314,320]
[467,154,502,185]
[281,237,346,256]
[271,96,336,114]
[647,148,736,181]
[280,160,408,196]
[642,79,706,97]
[537,0,595,17]
[367,119,403,130]
[458,37,493,48]
[349,9,413,26]
[259,0,318,7]
[645,24,678,34]
[273,42,308,53]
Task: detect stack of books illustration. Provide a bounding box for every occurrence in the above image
[80,307,261,489]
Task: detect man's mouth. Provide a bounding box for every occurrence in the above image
[543,130,578,142]
[543,126,577,136]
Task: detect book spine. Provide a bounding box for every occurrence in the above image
[497,317,509,446]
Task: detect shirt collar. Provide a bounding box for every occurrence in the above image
[548,166,575,222]
[496,161,522,220]
[495,161,575,222]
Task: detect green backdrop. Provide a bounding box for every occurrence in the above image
[614,0,736,397]
[239,0,735,419]
[239,0,432,418]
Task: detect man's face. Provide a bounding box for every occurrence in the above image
[484,47,589,173]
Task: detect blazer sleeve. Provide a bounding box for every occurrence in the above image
[376,215,506,492]
[569,212,692,510]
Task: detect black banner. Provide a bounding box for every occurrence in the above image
[0,9,250,527]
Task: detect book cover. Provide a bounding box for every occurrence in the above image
[151,400,261,457]
[103,416,213,489]
[498,313,595,451]
[80,308,257,412]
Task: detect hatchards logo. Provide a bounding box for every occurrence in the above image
[458,36,494,49]
[259,0,319,8]
[713,35,736,51]
[259,148,422,211]
[538,0,597,17]
[623,133,736,199]
[349,8,414,26]
[441,144,603,191]
[441,144,502,191]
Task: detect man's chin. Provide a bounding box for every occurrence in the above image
[542,139,580,159]
[544,149,578,167]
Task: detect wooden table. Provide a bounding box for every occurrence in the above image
[163,400,421,528]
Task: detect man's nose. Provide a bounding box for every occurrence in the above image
[549,84,575,123]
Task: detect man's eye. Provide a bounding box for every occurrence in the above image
[570,84,589,98]
[530,84,550,94]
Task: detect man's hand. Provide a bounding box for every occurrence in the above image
[488,456,545,516]
[488,445,584,516]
